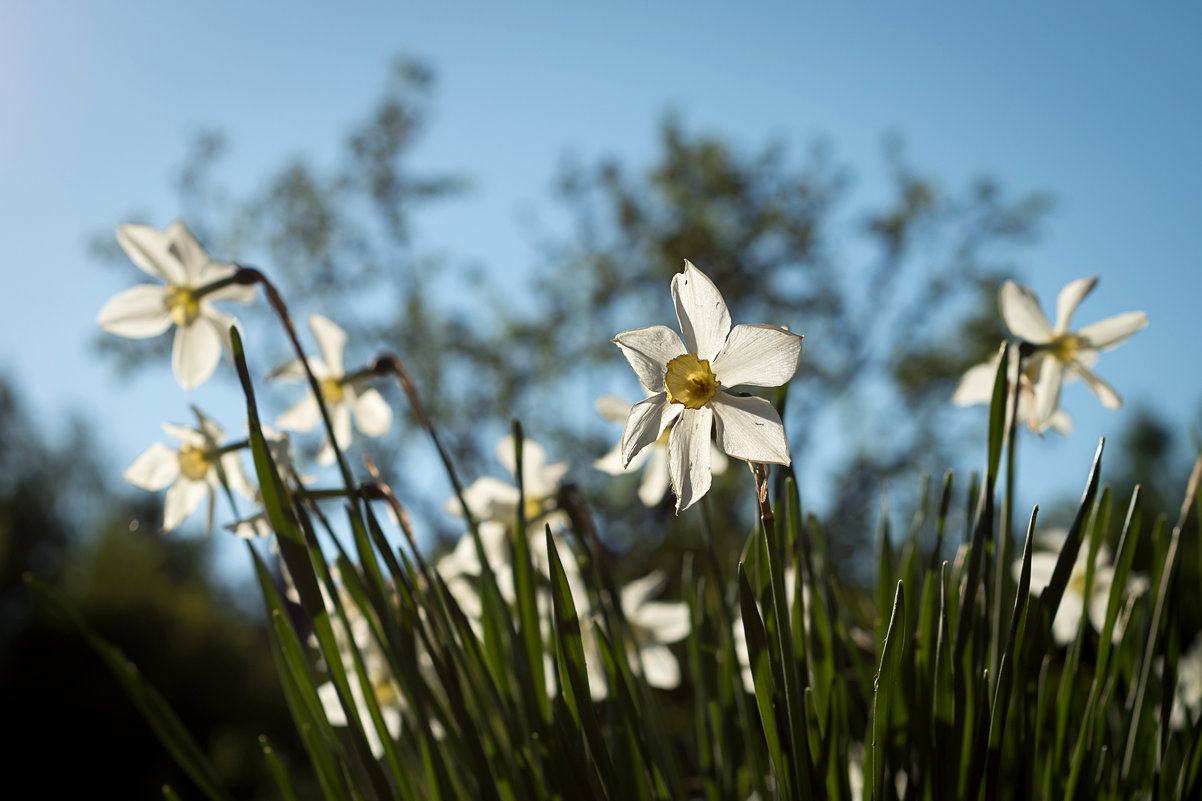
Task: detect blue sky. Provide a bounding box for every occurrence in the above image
[2,4,1199,552]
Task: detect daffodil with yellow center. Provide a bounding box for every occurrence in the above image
[97,220,256,390]
[123,410,255,533]
[953,277,1147,432]
[272,314,392,465]
[612,260,803,513]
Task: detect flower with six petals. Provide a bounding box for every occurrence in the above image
[97,220,256,389]
[273,314,392,465]
[123,409,255,533]
[612,260,803,512]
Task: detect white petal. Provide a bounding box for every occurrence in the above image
[594,439,638,476]
[117,224,185,284]
[204,276,257,305]
[317,682,348,726]
[1022,552,1060,594]
[96,285,173,338]
[709,445,729,475]
[999,280,1054,344]
[277,393,322,433]
[637,446,670,506]
[1032,357,1065,429]
[671,260,731,361]
[951,359,1000,406]
[162,479,207,531]
[352,389,392,436]
[172,318,223,390]
[1044,408,1074,435]
[595,394,633,423]
[308,314,347,377]
[710,392,791,465]
[621,571,666,612]
[638,643,681,689]
[1054,277,1098,333]
[621,393,682,467]
[497,434,540,479]
[668,405,713,513]
[218,452,255,499]
[613,326,686,395]
[711,324,803,388]
[165,220,213,284]
[1052,595,1084,645]
[163,422,207,448]
[635,601,692,643]
[124,442,180,490]
[1077,311,1148,351]
[332,403,354,449]
[1072,362,1122,409]
[457,476,520,522]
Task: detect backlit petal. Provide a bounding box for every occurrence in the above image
[1054,277,1098,332]
[595,394,632,423]
[668,405,713,513]
[999,280,1054,344]
[165,220,213,284]
[710,392,790,465]
[712,324,803,388]
[620,571,666,612]
[1077,311,1148,351]
[1032,357,1064,428]
[613,326,686,395]
[172,317,223,390]
[671,260,731,361]
[308,314,347,377]
[951,359,1000,406]
[277,393,322,433]
[117,224,185,284]
[635,601,692,643]
[96,284,173,338]
[124,442,180,490]
[638,643,681,689]
[637,446,670,506]
[621,393,682,467]
[353,389,392,436]
[1072,362,1122,409]
[162,478,208,531]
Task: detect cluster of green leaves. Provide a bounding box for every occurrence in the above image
[43,308,1202,799]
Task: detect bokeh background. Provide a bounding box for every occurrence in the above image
[2,4,1199,795]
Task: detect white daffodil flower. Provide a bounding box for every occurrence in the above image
[958,277,1146,432]
[612,260,803,513]
[952,346,1073,434]
[594,395,729,506]
[124,410,255,533]
[1020,529,1149,646]
[273,314,392,465]
[446,435,570,531]
[97,220,256,390]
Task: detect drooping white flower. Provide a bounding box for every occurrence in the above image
[446,435,570,532]
[594,395,729,506]
[958,277,1146,432]
[97,220,256,390]
[598,571,691,694]
[273,314,392,465]
[1020,528,1149,645]
[612,260,803,512]
[124,409,255,533]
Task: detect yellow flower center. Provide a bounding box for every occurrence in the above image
[1047,333,1083,363]
[664,353,720,409]
[524,496,546,521]
[165,286,201,327]
[177,444,212,481]
[320,377,345,406]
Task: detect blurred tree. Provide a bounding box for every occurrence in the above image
[93,55,1050,571]
[0,374,311,798]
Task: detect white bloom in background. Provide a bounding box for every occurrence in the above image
[612,260,803,512]
[952,347,1073,434]
[956,277,1146,432]
[446,435,569,531]
[594,395,729,506]
[595,571,691,695]
[1021,529,1149,646]
[733,567,806,693]
[97,220,256,390]
[1171,637,1202,731]
[124,410,255,533]
[273,314,392,465]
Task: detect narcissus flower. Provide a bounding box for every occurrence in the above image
[952,347,1073,434]
[124,409,254,533]
[593,395,728,506]
[1020,529,1148,645]
[957,277,1146,432]
[445,435,569,531]
[273,314,392,465]
[612,260,803,512]
[97,220,256,389]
